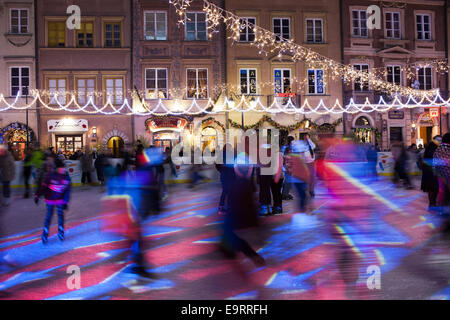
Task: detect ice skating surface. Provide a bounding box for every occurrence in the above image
[0,178,449,300]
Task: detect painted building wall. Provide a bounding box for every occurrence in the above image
[0,0,38,157]
[36,0,133,155]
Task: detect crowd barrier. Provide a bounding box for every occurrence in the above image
[8,152,420,187]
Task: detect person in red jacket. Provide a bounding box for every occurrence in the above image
[35,159,71,244]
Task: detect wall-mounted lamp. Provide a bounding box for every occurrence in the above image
[92,126,97,138]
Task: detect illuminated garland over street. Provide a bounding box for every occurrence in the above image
[169,0,447,98]
[1,90,450,115]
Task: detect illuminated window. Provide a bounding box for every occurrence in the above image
[240,69,257,95]
[48,21,65,47]
[186,68,208,99]
[201,127,217,152]
[353,64,369,91]
[48,78,67,104]
[105,78,123,104]
[77,79,95,104]
[145,68,168,99]
[387,65,402,85]
[274,69,291,94]
[307,69,325,94]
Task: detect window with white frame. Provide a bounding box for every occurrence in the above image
[418,67,433,90]
[10,67,30,96]
[353,64,369,91]
[416,14,431,40]
[48,79,67,104]
[385,12,401,39]
[145,68,168,99]
[10,9,28,34]
[186,68,208,99]
[273,69,291,94]
[105,78,123,104]
[239,17,256,42]
[306,18,323,43]
[144,11,167,40]
[240,68,257,95]
[352,10,368,37]
[387,65,402,85]
[273,18,290,42]
[307,69,325,94]
[77,79,95,104]
[185,12,207,41]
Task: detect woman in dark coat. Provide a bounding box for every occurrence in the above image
[421,135,441,209]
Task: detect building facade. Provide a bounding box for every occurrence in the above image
[342,0,448,150]
[0,0,37,160]
[36,0,133,157]
[224,0,344,142]
[132,0,226,151]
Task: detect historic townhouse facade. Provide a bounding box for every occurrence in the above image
[0,0,37,160]
[36,0,133,157]
[342,0,448,150]
[132,0,226,151]
[224,0,344,141]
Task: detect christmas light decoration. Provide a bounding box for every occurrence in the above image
[170,0,448,98]
[1,90,450,116]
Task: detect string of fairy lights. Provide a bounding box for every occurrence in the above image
[0,0,448,116]
[170,0,448,98]
[1,89,450,116]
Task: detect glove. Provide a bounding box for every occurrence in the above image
[34,196,39,205]
[63,204,68,210]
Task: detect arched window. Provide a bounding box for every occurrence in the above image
[355,116,371,128]
[108,136,124,158]
[201,127,217,152]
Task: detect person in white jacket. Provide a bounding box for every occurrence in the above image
[301,133,317,198]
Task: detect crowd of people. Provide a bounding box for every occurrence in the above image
[0,132,449,280]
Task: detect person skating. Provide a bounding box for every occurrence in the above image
[282,136,295,200]
[420,135,442,210]
[80,148,93,186]
[34,159,71,244]
[23,148,33,198]
[0,145,16,206]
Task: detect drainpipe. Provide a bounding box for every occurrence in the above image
[339,0,346,135]
[223,0,229,144]
[34,0,40,143]
[130,0,135,144]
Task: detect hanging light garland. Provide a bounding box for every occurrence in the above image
[1,89,450,115]
[170,0,448,99]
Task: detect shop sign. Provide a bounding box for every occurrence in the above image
[48,119,88,132]
[147,116,187,132]
[388,110,404,119]
[429,108,439,118]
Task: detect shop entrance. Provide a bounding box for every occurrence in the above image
[419,126,433,146]
[108,136,124,158]
[56,135,83,157]
[153,131,180,151]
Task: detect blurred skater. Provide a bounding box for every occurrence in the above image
[34,159,71,244]
[421,135,441,210]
